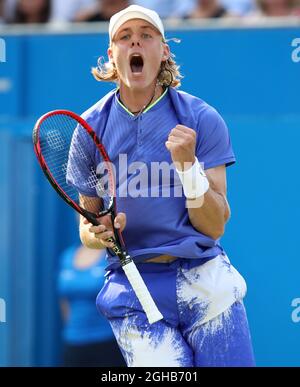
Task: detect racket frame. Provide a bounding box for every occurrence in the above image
[33,109,163,324]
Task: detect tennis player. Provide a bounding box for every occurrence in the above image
[71,5,255,367]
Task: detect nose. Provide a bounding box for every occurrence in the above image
[131,34,141,47]
[131,40,141,47]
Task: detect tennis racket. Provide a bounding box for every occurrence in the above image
[33,109,163,325]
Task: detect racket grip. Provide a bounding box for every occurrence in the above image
[122,261,163,325]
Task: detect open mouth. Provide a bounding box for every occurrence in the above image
[130,54,144,73]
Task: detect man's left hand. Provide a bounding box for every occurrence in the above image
[165,125,196,171]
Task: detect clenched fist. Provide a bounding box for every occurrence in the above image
[165,125,196,171]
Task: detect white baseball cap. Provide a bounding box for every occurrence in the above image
[109,5,165,42]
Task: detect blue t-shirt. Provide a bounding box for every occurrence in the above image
[57,245,113,344]
[67,88,236,270]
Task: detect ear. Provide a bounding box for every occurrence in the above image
[162,43,170,62]
[107,47,114,64]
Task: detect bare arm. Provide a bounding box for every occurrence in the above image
[79,195,106,249]
[60,299,70,323]
[187,165,230,240]
[166,125,231,240]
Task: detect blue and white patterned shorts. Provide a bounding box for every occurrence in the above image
[96,254,255,367]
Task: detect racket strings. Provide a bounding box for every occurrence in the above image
[38,114,112,212]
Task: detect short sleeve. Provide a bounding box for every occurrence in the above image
[196,106,236,170]
[66,124,98,197]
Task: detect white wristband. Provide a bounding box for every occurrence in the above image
[176,157,209,199]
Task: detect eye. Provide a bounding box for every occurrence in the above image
[120,34,130,40]
[142,33,152,39]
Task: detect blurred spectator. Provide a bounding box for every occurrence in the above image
[50,0,97,23]
[255,0,299,16]
[131,1,255,18]
[0,0,4,23]
[131,0,197,18]
[10,0,50,24]
[220,0,256,15]
[293,0,300,15]
[2,0,16,23]
[57,244,125,367]
[75,0,129,22]
[188,0,230,18]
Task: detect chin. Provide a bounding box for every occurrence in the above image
[128,74,156,90]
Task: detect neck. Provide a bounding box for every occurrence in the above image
[119,84,163,115]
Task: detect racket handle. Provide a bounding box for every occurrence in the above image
[122,261,163,325]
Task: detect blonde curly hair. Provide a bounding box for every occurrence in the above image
[91,41,183,88]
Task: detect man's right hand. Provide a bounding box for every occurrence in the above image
[83,212,127,249]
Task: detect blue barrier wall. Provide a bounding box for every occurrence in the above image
[0,23,300,366]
